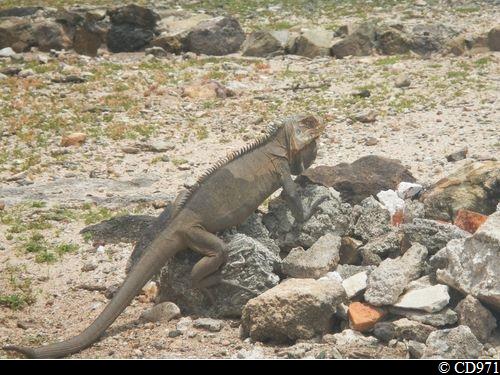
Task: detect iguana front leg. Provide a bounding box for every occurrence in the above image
[278,162,327,223]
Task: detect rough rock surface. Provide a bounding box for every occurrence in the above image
[423,325,483,358]
[298,155,415,205]
[281,233,341,278]
[184,16,245,55]
[241,30,287,57]
[323,329,408,358]
[422,161,500,221]
[402,218,470,255]
[241,278,345,343]
[388,307,458,327]
[436,212,500,311]
[159,234,280,318]
[365,243,428,306]
[393,284,450,313]
[331,21,377,58]
[140,302,181,323]
[352,196,392,243]
[263,185,351,250]
[291,29,333,58]
[455,295,497,343]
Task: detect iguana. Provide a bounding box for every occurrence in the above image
[4,114,325,358]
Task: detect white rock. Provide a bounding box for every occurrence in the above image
[0,47,15,58]
[393,284,450,312]
[176,317,193,332]
[320,271,343,282]
[376,189,405,216]
[397,182,423,199]
[342,272,368,299]
[96,245,105,254]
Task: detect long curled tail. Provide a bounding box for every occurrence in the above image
[3,235,178,358]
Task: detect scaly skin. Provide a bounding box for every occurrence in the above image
[3,114,325,358]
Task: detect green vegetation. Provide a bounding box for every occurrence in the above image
[0,265,36,310]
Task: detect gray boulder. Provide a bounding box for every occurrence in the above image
[107,24,155,52]
[365,243,428,306]
[290,29,334,58]
[409,23,456,55]
[360,230,403,265]
[388,306,458,327]
[107,4,160,28]
[331,21,377,58]
[423,326,483,358]
[263,185,352,251]
[184,16,245,55]
[352,196,392,243]
[281,234,341,279]
[241,30,287,57]
[488,25,500,51]
[402,218,470,255]
[436,212,500,312]
[241,278,345,343]
[158,233,280,318]
[455,295,497,343]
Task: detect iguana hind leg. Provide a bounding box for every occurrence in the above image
[181,226,228,303]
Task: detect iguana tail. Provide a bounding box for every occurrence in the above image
[3,234,180,358]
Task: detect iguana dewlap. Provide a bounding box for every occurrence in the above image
[3,114,325,358]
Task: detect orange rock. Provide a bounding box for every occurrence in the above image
[348,302,386,332]
[454,209,488,234]
[0,200,5,210]
[391,208,405,226]
[61,132,87,147]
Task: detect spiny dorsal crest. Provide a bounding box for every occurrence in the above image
[170,119,285,216]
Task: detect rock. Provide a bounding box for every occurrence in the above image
[298,156,416,205]
[397,182,423,200]
[342,272,368,299]
[487,25,500,51]
[0,47,15,57]
[331,21,377,58]
[339,237,362,264]
[241,278,345,343]
[446,147,468,162]
[34,20,73,52]
[290,29,333,58]
[453,209,488,234]
[348,302,386,332]
[393,285,450,313]
[407,340,426,359]
[353,196,392,242]
[0,201,5,210]
[193,318,223,332]
[0,18,35,52]
[422,161,499,221]
[0,7,43,18]
[455,295,497,343]
[360,230,403,263]
[281,234,341,279]
[181,80,234,100]
[377,190,405,217]
[241,30,287,57]
[73,22,104,56]
[81,261,97,272]
[365,243,427,306]
[141,281,158,302]
[61,132,86,147]
[324,329,408,358]
[145,46,169,58]
[263,185,352,250]
[107,24,155,52]
[387,318,436,343]
[436,212,500,311]
[176,316,192,332]
[410,23,455,55]
[168,329,183,338]
[355,109,377,123]
[364,137,378,146]
[402,218,469,255]
[336,264,375,280]
[107,5,159,28]
[0,66,21,76]
[423,326,483,358]
[140,302,180,323]
[377,26,411,55]
[394,74,411,88]
[158,233,280,318]
[373,322,396,342]
[234,213,281,256]
[388,307,458,327]
[150,33,184,54]
[184,16,245,56]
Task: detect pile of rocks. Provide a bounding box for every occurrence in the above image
[1,4,498,58]
[86,156,499,358]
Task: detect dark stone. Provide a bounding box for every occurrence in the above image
[107,24,155,52]
[107,4,160,29]
[0,7,43,18]
[297,155,416,205]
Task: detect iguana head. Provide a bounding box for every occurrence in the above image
[284,115,325,175]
